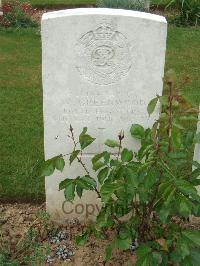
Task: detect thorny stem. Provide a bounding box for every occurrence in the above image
[114,215,123,225]
[69,126,124,225]
[117,130,124,160]
[69,125,101,198]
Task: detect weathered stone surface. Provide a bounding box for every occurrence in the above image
[42,8,167,221]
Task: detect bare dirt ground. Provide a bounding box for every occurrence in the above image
[1,204,200,265]
[0,203,136,265]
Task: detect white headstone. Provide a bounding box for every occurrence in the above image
[42,8,167,222]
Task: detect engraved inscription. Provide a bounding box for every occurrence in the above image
[76,21,132,85]
[58,90,148,124]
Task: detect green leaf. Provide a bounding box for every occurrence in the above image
[92,152,106,164]
[182,231,200,246]
[165,187,176,206]
[41,158,56,176]
[144,169,158,189]
[175,179,197,197]
[114,236,132,250]
[152,252,162,264]
[189,249,200,266]
[192,161,200,169]
[59,178,73,191]
[170,250,182,264]
[100,183,120,203]
[172,127,181,149]
[103,151,110,164]
[76,185,83,198]
[96,209,108,228]
[80,127,88,136]
[76,178,92,190]
[119,227,131,240]
[69,150,80,165]
[172,121,185,130]
[104,139,120,148]
[191,168,200,179]
[159,208,170,224]
[183,131,195,148]
[64,182,75,201]
[177,194,192,218]
[176,238,190,259]
[79,134,95,150]
[180,115,198,122]
[194,133,200,144]
[97,167,109,184]
[126,167,139,188]
[130,124,145,140]
[75,232,88,246]
[114,165,125,180]
[81,175,97,189]
[147,97,158,115]
[136,255,152,266]
[168,152,187,159]
[93,161,105,171]
[159,95,168,106]
[137,244,151,257]
[136,245,162,266]
[96,207,114,228]
[105,244,113,261]
[93,229,105,240]
[55,156,65,172]
[121,148,133,162]
[92,152,110,171]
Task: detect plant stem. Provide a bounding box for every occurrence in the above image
[117,130,124,160]
[69,125,101,198]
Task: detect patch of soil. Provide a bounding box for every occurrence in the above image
[0,203,137,265]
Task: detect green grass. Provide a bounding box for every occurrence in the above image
[0,26,200,202]
[0,28,44,202]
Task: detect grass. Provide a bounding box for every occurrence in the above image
[0,28,44,202]
[0,26,200,202]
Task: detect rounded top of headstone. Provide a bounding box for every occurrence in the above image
[42,8,167,24]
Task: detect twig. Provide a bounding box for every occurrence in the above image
[117,130,124,160]
[69,125,101,198]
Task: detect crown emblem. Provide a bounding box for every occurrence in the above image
[76,21,132,85]
[94,23,115,40]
